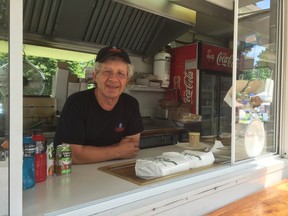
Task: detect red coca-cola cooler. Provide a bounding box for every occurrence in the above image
[169,43,199,114]
[170,42,233,136]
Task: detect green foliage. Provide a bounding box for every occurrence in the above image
[240,67,272,81]
[0,53,94,96]
[27,56,58,95]
[238,44,273,81]
[0,52,7,65]
[0,0,8,29]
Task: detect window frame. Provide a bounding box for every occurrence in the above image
[6,0,288,215]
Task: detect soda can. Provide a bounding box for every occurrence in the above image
[47,142,55,176]
[55,144,72,175]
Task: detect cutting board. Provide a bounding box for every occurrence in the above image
[98,160,218,186]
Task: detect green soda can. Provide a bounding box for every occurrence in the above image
[55,144,72,175]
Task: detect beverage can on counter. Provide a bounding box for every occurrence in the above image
[55,144,72,175]
[47,142,55,176]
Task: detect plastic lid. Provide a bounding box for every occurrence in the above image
[189,132,200,135]
[23,136,33,144]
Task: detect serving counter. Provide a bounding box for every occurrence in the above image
[23,145,196,215]
[22,144,288,216]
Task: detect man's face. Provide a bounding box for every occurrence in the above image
[94,59,129,99]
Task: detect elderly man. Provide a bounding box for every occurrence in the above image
[53,46,143,164]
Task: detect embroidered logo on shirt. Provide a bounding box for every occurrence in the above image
[115,123,125,133]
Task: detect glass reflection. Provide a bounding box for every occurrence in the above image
[0,0,9,214]
[235,0,277,161]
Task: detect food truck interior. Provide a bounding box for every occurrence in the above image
[1,1,283,215]
[0,0,277,160]
[0,0,237,145]
[0,0,275,154]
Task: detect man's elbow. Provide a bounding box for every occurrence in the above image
[70,145,84,164]
[71,154,82,164]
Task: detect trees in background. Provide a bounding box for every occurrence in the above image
[0,52,94,96]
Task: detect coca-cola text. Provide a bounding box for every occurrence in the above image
[184,69,194,104]
[216,52,233,68]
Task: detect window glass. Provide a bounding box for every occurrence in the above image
[0,0,9,214]
[235,0,278,161]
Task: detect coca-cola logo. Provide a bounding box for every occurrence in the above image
[217,52,233,68]
[183,70,194,104]
[206,49,215,64]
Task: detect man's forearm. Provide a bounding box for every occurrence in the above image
[70,144,120,164]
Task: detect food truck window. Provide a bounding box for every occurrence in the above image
[0,0,8,214]
[3,0,286,215]
[233,0,279,162]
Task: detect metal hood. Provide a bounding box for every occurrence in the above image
[22,0,195,57]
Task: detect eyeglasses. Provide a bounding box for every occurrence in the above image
[100,70,128,79]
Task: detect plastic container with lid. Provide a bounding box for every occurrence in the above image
[32,129,47,183]
[153,50,171,88]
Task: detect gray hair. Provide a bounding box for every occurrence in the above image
[93,56,134,79]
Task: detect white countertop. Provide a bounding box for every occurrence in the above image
[23,144,193,215]
[9,142,288,216]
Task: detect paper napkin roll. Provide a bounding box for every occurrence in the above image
[135,152,190,180]
[181,150,215,168]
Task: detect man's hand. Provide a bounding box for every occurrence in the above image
[70,133,141,164]
[115,137,140,159]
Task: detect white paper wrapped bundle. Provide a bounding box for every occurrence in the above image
[135,151,215,180]
[135,152,190,180]
[181,150,215,168]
